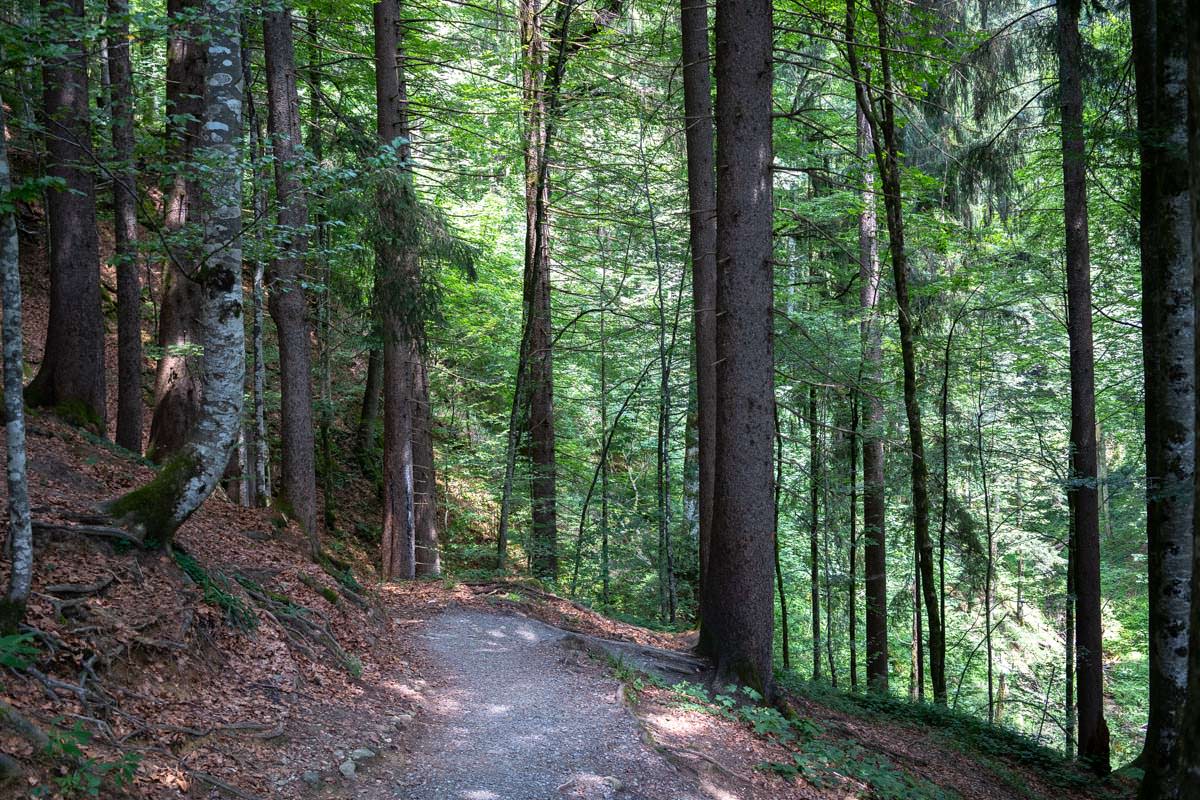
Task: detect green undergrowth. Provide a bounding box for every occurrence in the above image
[173,551,257,630]
[776,672,1105,796]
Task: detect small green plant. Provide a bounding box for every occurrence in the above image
[174,552,257,630]
[0,633,38,671]
[31,721,140,799]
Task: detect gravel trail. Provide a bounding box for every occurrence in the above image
[394,608,704,800]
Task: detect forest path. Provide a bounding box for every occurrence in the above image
[390,608,705,800]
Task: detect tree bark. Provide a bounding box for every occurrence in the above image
[774,404,791,670]
[857,104,888,693]
[358,345,383,459]
[107,0,244,548]
[809,386,822,681]
[1057,0,1109,773]
[680,0,717,625]
[699,0,775,698]
[108,0,143,453]
[848,393,859,690]
[847,0,943,703]
[25,0,106,432]
[148,0,207,460]
[244,75,271,508]
[1181,0,1200,790]
[1131,0,1195,794]
[374,0,418,581]
[0,98,32,635]
[263,2,319,553]
[413,346,442,576]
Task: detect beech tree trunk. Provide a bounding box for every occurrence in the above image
[25,0,106,431]
[857,105,888,692]
[1131,0,1194,794]
[680,0,717,623]
[1057,0,1109,773]
[244,78,271,508]
[0,98,32,635]
[108,0,142,453]
[149,0,206,460]
[700,0,776,698]
[107,0,244,548]
[358,345,383,459]
[263,3,319,553]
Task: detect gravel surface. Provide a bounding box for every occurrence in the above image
[393,608,704,800]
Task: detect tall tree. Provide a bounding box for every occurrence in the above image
[413,352,442,576]
[857,105,888,692]
[847,0,944,703]
[1182,0,1200,789]
[25,0,106,429]
[0,98,32,634]
[108,0,143,453]
[263,1,319,553]
[107,0,244,547]
[375,0,418,580]
[148,0,206,459]
[699,0,776,697]
[1132,0,1195,794]
[680,0,717,618]
[1057,0,1109,773]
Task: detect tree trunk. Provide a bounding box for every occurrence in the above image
[25,0,106,432]
[413,347,441,576]
[681,0,717,625]
[699,0,775,698]
[245,88,271,508]
[809,386,822,681]
[374,0,418,581]
[848,392,859,690]
[774,404,791,670]
[857,104,888,693]
[263,2,319,554]
[847,0,943,704]
[1181,0,1200,789]
[148,0,206,460]
[1131,0,1194,793]
[0,98,32,635]
[107,0,244,548]
[358,345,383,459]
[1057,0,1109,773]
[108,0,142,453]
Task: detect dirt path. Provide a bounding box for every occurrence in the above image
[391,608,704,800]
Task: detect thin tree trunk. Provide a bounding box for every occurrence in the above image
[1057,0,1109,772]
[358,346,383,459]
[849,392,859,690]
[413,346,441,576]
[809,387,822,681]
[774,403,791,670]
[681,0,717,627]
[0,98,32,634]
[263,2,319,553]
[1131,0,1194,793]
[308,11,335,531]
[247,104,271,508]
[847,0,943,704]
[148,0,206,460]
[856,104,888,693]
[1066,501,1077,759]
[977,347,994,723]
[700,0,776,698]
[107,1,244,547]
[25,0,106,431]
[108,0,142,453]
